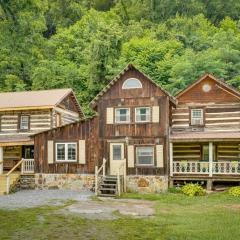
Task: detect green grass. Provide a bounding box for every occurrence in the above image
[1,192,240,240]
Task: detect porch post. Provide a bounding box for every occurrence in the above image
[170,142,173,177]
[0,146,3,175]
[209,142,213,177]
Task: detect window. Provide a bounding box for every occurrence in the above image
[112,144,123,160]
[202,145,216,161]
[191,109,204,125]
[135,107,150,122]
[20,115,29,130]
[115,108,130,123]
[136,147,154,165]
[122,78,142,89]
[56,143,77,162]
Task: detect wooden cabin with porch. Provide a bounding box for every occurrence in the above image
[170,74,240,189]
[33,64,176,196]
[0,89,83,194]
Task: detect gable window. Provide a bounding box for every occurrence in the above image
[20,115,30,130]
[122,78,142,89]
[136,147,154,165]
[115,108,130,123]
[135,107,150,122]
[56,143,77,162]
[191,109,204,126]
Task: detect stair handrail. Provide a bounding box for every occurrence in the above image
[95,158,107,195]
[0,160,3,174]
[6,158,24,194]
[117,159,126,196]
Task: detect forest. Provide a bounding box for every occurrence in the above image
[1,0,240,113]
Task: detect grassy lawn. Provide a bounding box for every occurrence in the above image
[1,192,240,240]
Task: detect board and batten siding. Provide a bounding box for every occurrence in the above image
[34,117,99,174]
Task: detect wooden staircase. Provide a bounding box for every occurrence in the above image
[98,175,118,197]
[0,172,20,195]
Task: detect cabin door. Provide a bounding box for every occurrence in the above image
[109,143,126,175]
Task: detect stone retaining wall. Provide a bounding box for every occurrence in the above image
[35,174,95,191]
[34,174,168,193]
[126,175,168,193]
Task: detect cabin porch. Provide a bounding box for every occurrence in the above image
[169,140,240,189]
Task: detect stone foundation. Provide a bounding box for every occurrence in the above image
[126,175,168,193]
[35,174,95,192]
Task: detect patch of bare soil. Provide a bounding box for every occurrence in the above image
[61,197,155,220]
[224,204,240,211]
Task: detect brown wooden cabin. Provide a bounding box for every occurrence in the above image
[33,64,176,178]
[170,74,240,189]
[0,89,83,174]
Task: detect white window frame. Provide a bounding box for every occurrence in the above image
[135,107,151,123]
[115,108,130,123]
[55,142,77,162]
[191,109,204,126]
[136,146,154,166]
[20,115,29,130]
[122,78,142,89]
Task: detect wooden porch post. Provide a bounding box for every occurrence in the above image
[0,146,3,175]
[209,142,213,177]
[170,142,173,177]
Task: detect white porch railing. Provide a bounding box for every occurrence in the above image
[172,161,240,175]
[95,158,107,195]
[117,159,126,196]
[21,159,35,174]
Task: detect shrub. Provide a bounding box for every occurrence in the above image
[181,183,206,197]
[229,186,240,197]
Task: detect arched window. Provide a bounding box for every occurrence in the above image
[122,78,142,89]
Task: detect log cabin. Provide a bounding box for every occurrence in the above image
[170,74,240,189]
[0,89,83,194]
[33,64,176,195]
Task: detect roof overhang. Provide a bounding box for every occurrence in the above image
[170,132,240,143]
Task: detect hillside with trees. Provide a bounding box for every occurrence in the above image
[1,0,240,113]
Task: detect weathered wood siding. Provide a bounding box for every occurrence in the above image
[34,117,99,174]
[172,142,240,161]
[96,67,172,175]
[0,109,52,134]
[172,76,240,132]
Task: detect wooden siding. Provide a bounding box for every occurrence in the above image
[34,118,99,174]
[0,110,52,134]
[173,142,240,162]
[172,103,240,132]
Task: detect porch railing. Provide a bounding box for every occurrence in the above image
[172,161,240,175]
[21,159,34,174]
[95,158,107,195]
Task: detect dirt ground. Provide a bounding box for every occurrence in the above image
[62,197,155,220]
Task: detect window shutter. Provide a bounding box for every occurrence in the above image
[79,140,86,164]
[47,141,54,164]
[152,106,159,123]
[106,108,114,124]
[156,145,164,168]
[127,145,134,168]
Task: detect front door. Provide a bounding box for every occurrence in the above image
[109,143,125,175]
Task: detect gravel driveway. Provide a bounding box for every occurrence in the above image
[0,190,93,209]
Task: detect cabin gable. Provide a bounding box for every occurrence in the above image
[177,75,240,104]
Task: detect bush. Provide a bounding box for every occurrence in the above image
[229,186,240,197]
[181,183,206,197]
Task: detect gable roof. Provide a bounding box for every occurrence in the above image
[176,73,240,99]
[90,64,176,107]
[0,88,83,115]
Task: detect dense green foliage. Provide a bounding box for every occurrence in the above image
[229,186,240,197]
[181,183,206,197]
[1,1,240,113]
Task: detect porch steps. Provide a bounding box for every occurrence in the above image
[20,174,35,190]
[98,175,118,197]
[0,173,21,195]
